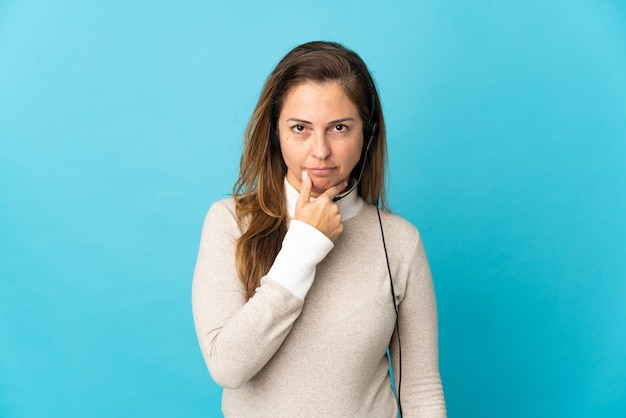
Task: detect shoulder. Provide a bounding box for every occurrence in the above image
[201,197,240,236]
[361,205,422,245]
[347,204,425,263]
[354,205,431,298]
[206,197,237,219]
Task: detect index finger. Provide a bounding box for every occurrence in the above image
[320,179,349,201]
[296,170,312,209]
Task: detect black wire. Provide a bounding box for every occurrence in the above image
[333,121,377,203]
[376,205,402,417]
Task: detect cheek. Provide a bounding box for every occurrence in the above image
[343,143,364,170]
[280,144,303,170]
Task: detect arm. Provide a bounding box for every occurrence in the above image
[191,201,332,389]
[390,231,447,417]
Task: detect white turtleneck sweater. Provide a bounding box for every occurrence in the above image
[192,181,446,417]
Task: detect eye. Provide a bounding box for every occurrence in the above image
[333,124,349,133]
[291,124,306,133]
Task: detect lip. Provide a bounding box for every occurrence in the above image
[306,167,335,176]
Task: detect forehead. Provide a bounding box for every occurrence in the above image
[280,81,360,118]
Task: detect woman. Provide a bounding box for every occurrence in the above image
[192,41,446,417]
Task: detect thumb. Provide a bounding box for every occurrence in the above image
[297,171,312,209]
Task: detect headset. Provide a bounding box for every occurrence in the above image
[269,46,404,416]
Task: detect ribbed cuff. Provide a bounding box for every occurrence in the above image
[266,220,334,300]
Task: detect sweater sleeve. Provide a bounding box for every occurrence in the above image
[390,230,447,417]
[266,219,334,299]
[191,201,332,389]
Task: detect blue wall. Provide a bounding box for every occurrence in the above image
[1,1,624,417]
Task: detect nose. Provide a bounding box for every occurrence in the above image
[311,131,331,159]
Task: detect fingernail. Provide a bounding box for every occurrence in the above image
[302,171,308,181]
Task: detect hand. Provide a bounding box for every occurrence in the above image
[294,171,347,241]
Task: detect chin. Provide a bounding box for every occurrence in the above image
[311,178,338,190]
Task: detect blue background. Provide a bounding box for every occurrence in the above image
[1,1,625,417]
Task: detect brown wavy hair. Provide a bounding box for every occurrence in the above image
[233,41,388,299]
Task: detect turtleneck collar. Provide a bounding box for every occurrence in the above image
[285,178,364,221]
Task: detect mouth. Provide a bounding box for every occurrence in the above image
[306,167,335,176]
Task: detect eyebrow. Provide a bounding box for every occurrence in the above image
[285,117,357,125]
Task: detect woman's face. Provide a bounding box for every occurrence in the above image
[278,81,364,198]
